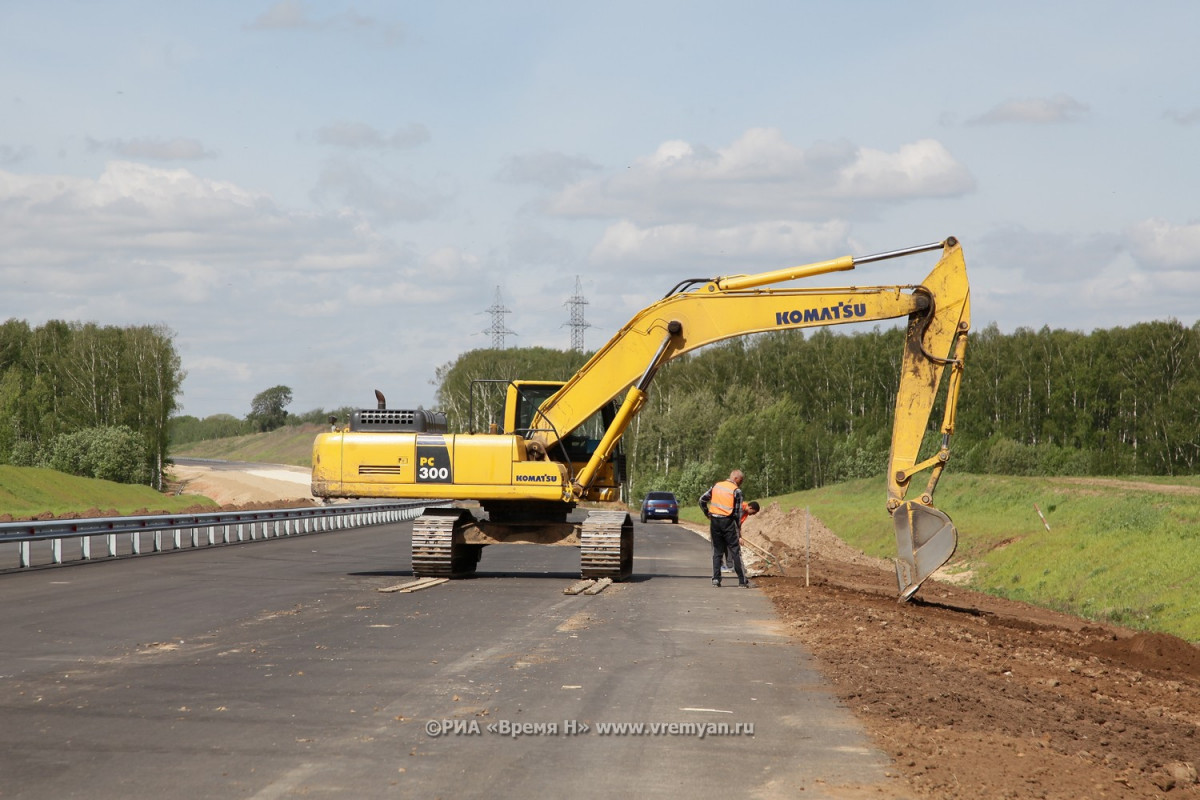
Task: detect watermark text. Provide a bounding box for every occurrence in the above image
[425,719,753,739]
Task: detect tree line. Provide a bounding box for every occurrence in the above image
[169,385,327,445]
[434,319,1200,503]
[9,313,1192,500]
[0,319,183,488]
[0,316,335,488]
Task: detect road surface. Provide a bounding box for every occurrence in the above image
[0,514,905,799]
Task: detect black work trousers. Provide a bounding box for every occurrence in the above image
[709,514,745,584]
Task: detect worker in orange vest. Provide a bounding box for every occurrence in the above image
[699,469,752,588]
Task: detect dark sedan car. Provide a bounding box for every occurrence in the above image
[640,491,679,523]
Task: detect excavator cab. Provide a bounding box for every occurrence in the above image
[493,380,626,502]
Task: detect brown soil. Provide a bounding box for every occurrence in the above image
[735,502,1200,799]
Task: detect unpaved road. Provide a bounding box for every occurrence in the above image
[176,463,1200,798]
[170,458,317,507]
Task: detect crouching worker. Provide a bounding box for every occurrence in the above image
[723,500,759,572]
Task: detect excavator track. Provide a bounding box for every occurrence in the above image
[411,509,481,578]
[580,510,633,581]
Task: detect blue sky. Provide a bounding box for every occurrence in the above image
[3,1,1199,419]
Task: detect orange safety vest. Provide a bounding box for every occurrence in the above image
[708,480,738,517]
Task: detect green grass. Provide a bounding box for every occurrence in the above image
[0,465,217,518]
[723,472,1200,643]
[171,423,323,467]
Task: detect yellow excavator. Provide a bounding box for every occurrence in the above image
[312,237,970,600]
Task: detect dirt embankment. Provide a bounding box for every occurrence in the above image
[169,463,318,508]
[736,503,1200,800]
[15,464,321,522]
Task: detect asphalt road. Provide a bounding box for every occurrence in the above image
[0,516,904,799]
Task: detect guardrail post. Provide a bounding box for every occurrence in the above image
[174,528,182,549]
[131,531,141,555]
[19,540,30,568]
[52,538,62,564]
[81,535,91,560]
[154,530,163,552]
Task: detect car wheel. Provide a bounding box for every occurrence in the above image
[640,513,647,523]
[671,517,678,524]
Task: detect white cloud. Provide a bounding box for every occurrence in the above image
[310,159,449,223]
[186,355,252,382]
[0,161,399,273]
[316,122,430,150]
[498,151,602,189]
[424,246,480,279]
[87,136,216,161]
[505,224,578,268]
[966,224,1200,333]
[245,1,404,45]
[1164,108,1200,126]
[1127,219,1200,270]
[968,94,1089,125]
[0,144,34,165]
[344,248,480,306]
[976,226,1123,284]
[246,0,309,29]
[547,129,974,225]
[591,219,853,269]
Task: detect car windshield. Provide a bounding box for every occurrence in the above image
[646,492,675,502]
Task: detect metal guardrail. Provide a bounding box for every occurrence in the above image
[0,501,445,570]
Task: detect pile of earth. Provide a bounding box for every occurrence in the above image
[734,501,1200,799]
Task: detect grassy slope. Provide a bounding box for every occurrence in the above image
[0,465,217,518]
[170,423,323,467]
[680,473,1200,643]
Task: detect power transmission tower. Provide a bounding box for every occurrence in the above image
[563,275,592,352]
[483,286,516,349]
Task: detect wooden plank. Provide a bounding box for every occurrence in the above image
[378,577,446,593]
[582,577,612,595]
[398,577,449,593]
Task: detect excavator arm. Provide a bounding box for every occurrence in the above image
[532,237,970,597]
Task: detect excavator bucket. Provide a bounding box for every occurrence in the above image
[893,501,958,601]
